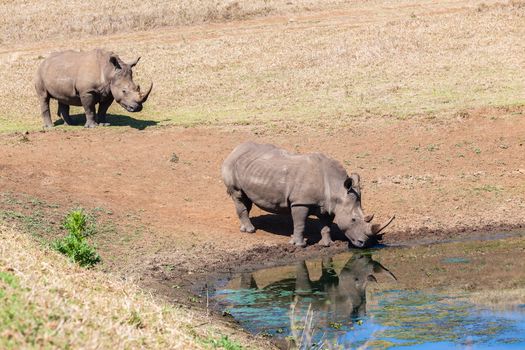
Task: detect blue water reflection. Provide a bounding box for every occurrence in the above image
[213,253,525,349]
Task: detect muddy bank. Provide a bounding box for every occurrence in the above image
[147,225,525,313]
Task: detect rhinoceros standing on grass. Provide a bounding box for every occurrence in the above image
[222,142,395,247]
[35,49,152,128]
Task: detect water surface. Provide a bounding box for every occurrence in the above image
[212,236,525,349]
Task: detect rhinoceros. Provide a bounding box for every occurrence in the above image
[221,142,394,247]
[239,254,396,320]
[35,49,152,128]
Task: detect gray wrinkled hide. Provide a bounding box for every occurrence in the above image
[222,142,378,247]
[35,49,152,128]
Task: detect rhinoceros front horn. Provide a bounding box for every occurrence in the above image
[139,82,153,103]
[370,215,395,236]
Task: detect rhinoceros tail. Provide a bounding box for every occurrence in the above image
[222,165,235,196]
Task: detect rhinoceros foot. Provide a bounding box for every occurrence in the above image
[99,122,111,127]
[319,237,334,247]
[289,236,307,247]
[84,122,99,128]
[240,224,255,233]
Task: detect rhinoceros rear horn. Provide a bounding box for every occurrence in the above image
[139,82,153,103]
[364,213,374,222]
[370,215,395,236]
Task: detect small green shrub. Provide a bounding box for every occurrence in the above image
[53,209,100,268]
[63,208,95,237]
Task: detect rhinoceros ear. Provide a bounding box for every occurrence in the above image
[344,177,353,191]
[344,173,361,192]
[109,55,125,70]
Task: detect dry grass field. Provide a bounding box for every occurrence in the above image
[0,0,523,132]
[0,226,268,349]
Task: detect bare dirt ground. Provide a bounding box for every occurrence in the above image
[0,0,524,318]
[1,107,524,298]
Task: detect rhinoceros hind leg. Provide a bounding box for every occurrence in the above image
[290,205,309,247]
[58,103,74,125]
[39,95,53,128]
[230,190,255,233]
[97,98,113,126]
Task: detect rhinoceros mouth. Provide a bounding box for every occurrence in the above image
[121,103,142,112]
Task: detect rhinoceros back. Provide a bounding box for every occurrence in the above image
[36,49,110,105]
[222,142,347,213]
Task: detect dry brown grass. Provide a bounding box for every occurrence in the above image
[0,225,266,349]
[0,0,524,132]
[0,0,351,45]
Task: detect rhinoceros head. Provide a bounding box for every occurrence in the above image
[109,55,153,113]
[336,173,395,248]
[336,254,397,317]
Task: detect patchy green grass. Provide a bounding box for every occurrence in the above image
[202,335,245,350]
[0,271,46,350]
[0,193,59,240]
[471,184,503,194]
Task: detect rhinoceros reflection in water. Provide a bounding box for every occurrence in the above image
[239,254,396,322]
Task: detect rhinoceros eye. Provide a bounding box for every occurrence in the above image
[352,218,356,222]
[122,89,127,94]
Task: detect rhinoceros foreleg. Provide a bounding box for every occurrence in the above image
[239,273,258,289]
[290,205,309,247]
[80,93,98,128]
[38,95,53,128]
[295,260,312,291]
[230,190,255,233]
[58,103,74,126]
[318,215,334,247]
[97,98,113,126]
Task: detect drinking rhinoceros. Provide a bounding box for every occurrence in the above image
[221,142,394,247]
[35,49,152,128]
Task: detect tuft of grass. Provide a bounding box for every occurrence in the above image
[52,209,101,268]
[127,310,144,329]
[203,335,245,350]
[472,184,503,193]
[426,144,440,152]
